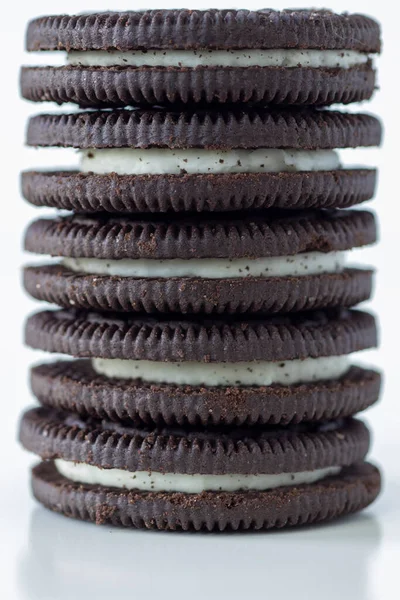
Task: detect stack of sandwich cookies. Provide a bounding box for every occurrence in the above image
[19,9,382,531]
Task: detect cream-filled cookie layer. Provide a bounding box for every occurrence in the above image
[62,251,346,280]
[67,49,369,69]
[80,148,341,175]
[54,459,341,493]
[92,355,350,387]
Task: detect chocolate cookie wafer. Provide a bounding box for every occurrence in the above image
[25,308,379,426]
[22,108,381,213]
[21,10,381,107]
[24,210,377,314]
[19,408,380,530]
[30,361,381,428]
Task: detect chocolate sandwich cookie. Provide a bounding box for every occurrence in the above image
[24,210,377,315]
[22,108,381,213]
[25,308,380,426]
[21,10,381,108]
[20,408,381,530]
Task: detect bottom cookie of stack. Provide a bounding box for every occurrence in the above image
[20,409,380,531]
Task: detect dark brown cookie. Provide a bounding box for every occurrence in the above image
[26,108,382,149]
[30,460,382,530]
[25,308,377,362]
[26,11,381,52]
[20,64,377,108]
[23,264,374,315]
[23,11,380,107]
[20,169,378,213]
[31,360,381,426]
[24,210,377,259]
[19,407,370,474]
[23,210,376,314]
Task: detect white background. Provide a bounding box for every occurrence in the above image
[0,1,399,598]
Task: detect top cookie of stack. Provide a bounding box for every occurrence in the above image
[21,9,381,107]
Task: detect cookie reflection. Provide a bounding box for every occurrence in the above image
[18,507,382,600]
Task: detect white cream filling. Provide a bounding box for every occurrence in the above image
[67,49,369,69]
[62,251,347,280]
[54,459,341,493]
[80,148,341,175]
[92,355,350,387]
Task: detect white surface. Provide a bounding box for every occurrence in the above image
[79,147,341,174]
[0,1,399,599]
[67,48,370,67]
